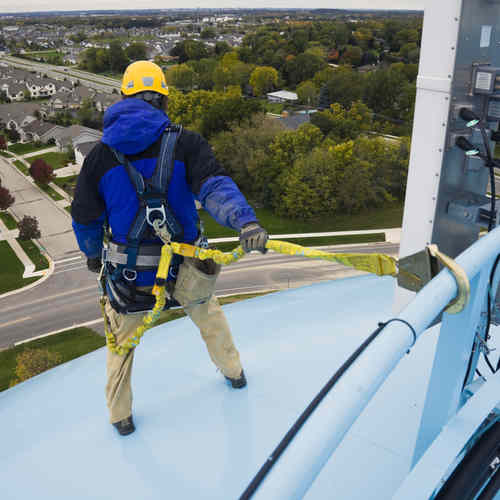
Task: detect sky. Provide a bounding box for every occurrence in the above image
[0,1,426,15]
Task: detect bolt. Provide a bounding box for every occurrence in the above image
[436,173,440,177]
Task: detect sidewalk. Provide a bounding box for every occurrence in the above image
[21,146,59,158]
[0,216,42,278]
[0,156,79,260]
[55,164,81,177]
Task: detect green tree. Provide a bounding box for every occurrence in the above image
[200,27,216,39]
[125,42,147,61]
[211,115,284,203]
[324,66,365,109]
[297,80,319,106]
[165,64,197,92]
[109,41,129,73]
[268,123,323,208]
[249,66,278,96]
[341,46,363,67]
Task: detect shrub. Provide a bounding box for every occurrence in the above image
[0,185,15,210]
[9,348,62,387]
[18,215,41,240]
[29,158,54,185]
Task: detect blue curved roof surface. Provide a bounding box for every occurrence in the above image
[0,275,470,499]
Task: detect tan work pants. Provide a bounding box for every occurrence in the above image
[104,258,243,424]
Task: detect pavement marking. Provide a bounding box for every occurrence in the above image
[0,316,32,329]
[53,256,82,265]
[14,318,104,346]
[0,285,97,314]
[53,265,87,275]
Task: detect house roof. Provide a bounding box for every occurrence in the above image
[0,101,41,125]
[277,112,311,130]
[75,140,99,156]
[53,125,102,144]
[22,119,58,136]
[267,90,299,101]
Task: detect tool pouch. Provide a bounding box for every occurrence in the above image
[173,257,221,307]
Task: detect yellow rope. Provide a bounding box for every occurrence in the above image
[104,240,397,355]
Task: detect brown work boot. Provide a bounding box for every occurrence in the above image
[112,415,135,436]
[224,370,247,389]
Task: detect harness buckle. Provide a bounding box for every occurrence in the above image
[122,268,137,281]
[146,205,167,227]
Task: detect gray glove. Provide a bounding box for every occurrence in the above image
[87,257,101,273]
[239,223,268,254]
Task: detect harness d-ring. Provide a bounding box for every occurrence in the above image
[427,244,470,314]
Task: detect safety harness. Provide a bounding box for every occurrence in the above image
[103,125,184,314]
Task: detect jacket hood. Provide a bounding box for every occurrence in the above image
[101,98,170,155]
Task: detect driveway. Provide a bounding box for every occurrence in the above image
[0,157,79,260]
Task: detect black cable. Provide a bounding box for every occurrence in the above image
[380,318,417,348]
[475,368,483,378]
[239,319,417,500]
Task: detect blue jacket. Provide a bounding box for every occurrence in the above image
[71,98,257,285]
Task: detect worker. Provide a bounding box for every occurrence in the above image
[71,61,268,436]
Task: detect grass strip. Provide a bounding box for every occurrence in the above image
[0,240,39,295]
[0,150,12,158]
[210,233,386,253]
[0,327,106,391]
[27,152,70,170]
[0,211,17,230]
[9,143,50,155]
[13,159,29,175]
[0,292,273,391]
[199,203,404,239]
[36,182,64,201]
[53,174,78,197]
[16,238,49,271]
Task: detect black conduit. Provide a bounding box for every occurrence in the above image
[239,320,416,500]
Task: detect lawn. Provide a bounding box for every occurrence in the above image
[0,327,106,391]
[0,292,274,391]
[0,240,39,295]
[0,150,12,158]
[53,174,78,197]
[0,211,17,230]
[28,152,70,170]
[17,239,49,271]
[36,182,64,201]
[209,233,386,252]
[199,203,404,239]
[9,142,50,155]
[13,159,29,175]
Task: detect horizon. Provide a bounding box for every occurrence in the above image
[0,1,425,16]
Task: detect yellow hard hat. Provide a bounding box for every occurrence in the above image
[121,60,169,97]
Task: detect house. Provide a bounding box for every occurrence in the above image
[4,82,26,101]
[94,92,120,112]
[21,120,60,143]
[74,140,99,166]
[267,90,299,103]
[0,102,43,139]
[50,125,102,151]
[25,76,57,99]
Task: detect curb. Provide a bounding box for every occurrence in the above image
[0,249,55,300]
[14,317,104,346]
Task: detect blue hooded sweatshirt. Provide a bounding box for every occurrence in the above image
[72,98,257,286]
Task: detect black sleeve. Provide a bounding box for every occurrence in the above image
[71,143,107,224]
[176,129,226,195]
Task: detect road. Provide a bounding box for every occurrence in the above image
[0,55,119,94]
[0,242,399,349]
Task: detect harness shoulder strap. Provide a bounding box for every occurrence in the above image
[108,126,183,284]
